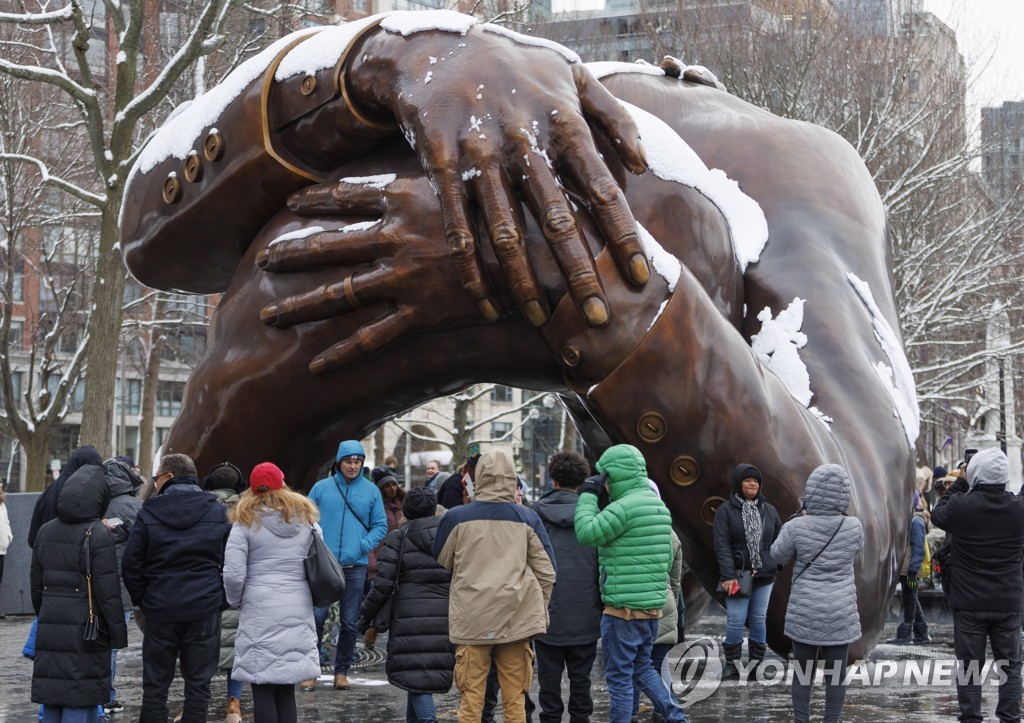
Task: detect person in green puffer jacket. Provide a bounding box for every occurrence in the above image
[574,444,688,723]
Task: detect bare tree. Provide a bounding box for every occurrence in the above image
[0,0,296,460]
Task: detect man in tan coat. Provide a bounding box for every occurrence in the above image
[433,448,557,723]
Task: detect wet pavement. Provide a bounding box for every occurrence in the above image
[0,612,1012,721]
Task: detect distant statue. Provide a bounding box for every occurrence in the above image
[121,10,917,657]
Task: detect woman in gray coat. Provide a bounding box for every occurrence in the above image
[771,464,863,723]
[223,462,321,723]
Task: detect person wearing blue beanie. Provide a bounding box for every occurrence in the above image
[305,439,387,691]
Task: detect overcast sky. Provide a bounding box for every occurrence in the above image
[923,0,1024,114]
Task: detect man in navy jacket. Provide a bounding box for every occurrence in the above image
[122,453,231,723]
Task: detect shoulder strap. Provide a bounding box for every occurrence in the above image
[794,517,844,583]
[333,476,371,532]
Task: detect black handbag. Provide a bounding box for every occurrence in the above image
[304,525,346,608]
[82,523,110,648]
[735,569,754,599]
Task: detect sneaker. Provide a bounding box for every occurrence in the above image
[103,701,124,715]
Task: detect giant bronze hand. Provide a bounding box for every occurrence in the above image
[121,11,648,327]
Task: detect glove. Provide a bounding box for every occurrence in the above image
[355,617,370,635]
[578,472,608,497]
[905,576,918,591]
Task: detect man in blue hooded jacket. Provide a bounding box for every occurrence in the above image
[305,439,387,690]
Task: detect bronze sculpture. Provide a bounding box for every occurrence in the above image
[120,12,916,658]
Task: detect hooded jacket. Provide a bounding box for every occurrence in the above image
[931,448,1024,612]
[102,460,144,610]
[30,464,128,707]
[433,449,556,645]
[533,487,601,646]
[28,445,103,548]
[358,515,455,693]
[223,508,320,685]
[574,444,674,612]
[712,464,782,584]
[308,452,388,567]
[771,464,864,645]
[121,475,231,622]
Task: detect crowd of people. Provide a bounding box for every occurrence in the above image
[17,436,1024,723]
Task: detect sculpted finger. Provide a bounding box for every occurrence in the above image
[256,222,388,273]
[471,163,549,326]
[310,309,414,375]
[286,178,390,216]
[573,63,647,175]
[514,152,609,327]
[260,267,390,328]
[430,161,501,323]
[559,136,648,287]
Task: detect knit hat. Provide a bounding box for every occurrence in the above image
[250,462,284,494]
[336,440,366,462]
[376,474,399,490]
[932,465,947,479]
[403,487,437,519]
[967,448,1009,491]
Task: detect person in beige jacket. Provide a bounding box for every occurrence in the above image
[433,448,557,723]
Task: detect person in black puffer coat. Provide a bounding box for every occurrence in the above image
[713,463,782,680]
[28,445,103,548]
[31,464,129,716]
[357,487,454,723]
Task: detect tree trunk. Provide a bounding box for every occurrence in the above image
[137,328,164,477]
[22,431,51,492]
[374,426,385,465]
[452,395,470,464]
[562,407,578,455]
[79,205,126,458]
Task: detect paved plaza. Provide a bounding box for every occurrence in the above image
[1,610,1015,722]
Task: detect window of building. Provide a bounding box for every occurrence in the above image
[1,371,23,408]
[1012,155,1019,166]
[45,374,85,413]
[907,71,920,94]
[490,385,513,403]
[156,380,185,417]
[116,378,142,415]
[8,320,23,349]
[491,421,513,440]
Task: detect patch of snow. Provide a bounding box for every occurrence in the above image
[339,173,395,189]
[846,272,920,446]
[480,23,580,63]
[751,299,813,408]
[586,61,665,80]
[381,10,477,36]
[636,223,680,292]
[647,298,670,332]
[424,71,433,84]
[268,226,325,247]
[275,16,386,80]
[619,100,768,272]
[520,122,554,170]
[429,56,438,64]
[116,50,126,64]
[462,168,481,181]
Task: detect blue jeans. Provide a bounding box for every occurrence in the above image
[109,611,132,703]
[227,675,244,699]
[313,565,367,674]
[40,706,99,723]
[724,581,773,645]
[632,642,674,716]
[600,615,688,723]
[406,692,437,722]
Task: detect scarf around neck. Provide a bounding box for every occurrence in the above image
[739,496,763,571]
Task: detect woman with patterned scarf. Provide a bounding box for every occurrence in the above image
[713,463,782,680]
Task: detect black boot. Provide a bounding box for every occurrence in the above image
[886,622,912,645]
[747,641,767,680]
[912,620,930,645]
[721,641,743,680]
